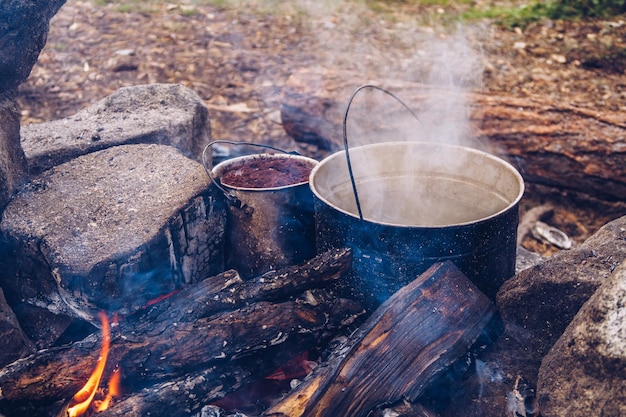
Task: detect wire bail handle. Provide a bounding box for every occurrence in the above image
[201,140,299,211]
[342,84,422,221]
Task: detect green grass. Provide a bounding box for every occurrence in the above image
[462,2,556,28]
[94,0,161,13]
[550,0,626,17]
[359,0,554,28]
[90,0,626,28]
[364,0,626,28]
[93,0,223,12]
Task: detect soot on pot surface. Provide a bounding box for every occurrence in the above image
[219,156,314,189]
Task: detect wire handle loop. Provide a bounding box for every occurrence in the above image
[342,84,422,220]
[201,140,298,209]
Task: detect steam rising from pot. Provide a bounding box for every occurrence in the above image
[341,29,486,152]
[303,6,502,227]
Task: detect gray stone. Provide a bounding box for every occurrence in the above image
[0,287,35,367]
[0,144,226,323]
[537,259,626,417]
[0,0,65,210]
[515,246,545,274]
[0,97,27,210]
[107,49,140,72]
[496,215,626,357]
[0,0,66,94]
[21,83,212,175]
[10,302,74,350]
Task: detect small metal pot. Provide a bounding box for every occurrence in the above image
[204,141,318,279]
[309,140,524,310]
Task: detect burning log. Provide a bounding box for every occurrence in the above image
[0,249,359,409]
[94,364,253,417]
[281,67,626,201]
[97,294,364,417]
[61,312,117,417]
[136,246,353,324]
[264,261,495,417]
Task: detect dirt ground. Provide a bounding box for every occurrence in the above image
[18,1,626,146]
[16,1,626,253]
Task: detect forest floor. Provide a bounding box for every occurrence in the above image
[18,0,626,144]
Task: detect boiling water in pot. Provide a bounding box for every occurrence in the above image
[326,173,511,227]
[310,141,523,228]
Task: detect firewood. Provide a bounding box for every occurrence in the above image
[0,249,358,405]
[95,364,255,417]
[0,291,363,406]
[263,261,495,417]
[96,295,364,417]
[136,247,352,324]
[281,67,626,201]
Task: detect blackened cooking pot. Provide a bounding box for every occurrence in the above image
[309,140,524,310]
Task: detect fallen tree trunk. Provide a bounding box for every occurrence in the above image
[264,261,496,417]
[281,67,626,201]
[0,249,358,404]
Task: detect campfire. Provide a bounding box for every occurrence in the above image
[0,249,496,417]
[63,312,121,417]
[1,94,625,417]
[0,247,368,416]
[2,0,626,415]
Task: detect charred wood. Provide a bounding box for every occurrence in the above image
[0,291,363,409]
[94,359,259,417]
[120,291,362,384]
[0,249,359,406]
[264,261,495,417]
[135,247,352,324]
[98,299,363,417]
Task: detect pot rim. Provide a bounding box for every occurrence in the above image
[309,141,525,229]
[212,153,319,191]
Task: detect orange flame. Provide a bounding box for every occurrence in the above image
[66,311,120,416]
[94,367,121,412]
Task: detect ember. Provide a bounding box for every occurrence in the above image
[65,312,120,417]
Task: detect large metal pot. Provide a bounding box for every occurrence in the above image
[309,140,524,310]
